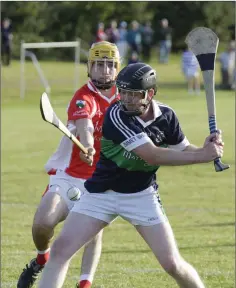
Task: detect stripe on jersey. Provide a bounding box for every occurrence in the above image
[110,105,135,139]
[115,107,137,137]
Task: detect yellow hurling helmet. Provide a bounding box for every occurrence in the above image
[88,41,120,89]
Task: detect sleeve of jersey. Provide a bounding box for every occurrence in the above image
[103,105,152,152]
[67,92,94,121]
[166,109,190,151]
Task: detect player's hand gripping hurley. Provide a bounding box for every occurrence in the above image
[185,27,229,172]
[40,92,88,154]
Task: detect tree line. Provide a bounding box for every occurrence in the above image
[2,1,235,60]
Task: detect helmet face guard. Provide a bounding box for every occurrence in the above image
[88,58,117,90]
[119,88,151,116]
[116,63,157,116]
[88,41,120,90]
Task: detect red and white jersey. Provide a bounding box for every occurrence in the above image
[45,81,119,179]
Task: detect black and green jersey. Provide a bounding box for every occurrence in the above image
[85,101,189,193]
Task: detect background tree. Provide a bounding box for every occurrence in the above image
[1,1,234,59]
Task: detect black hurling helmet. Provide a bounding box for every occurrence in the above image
[116,63,157,116]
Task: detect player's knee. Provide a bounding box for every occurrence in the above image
[161,256,182,276]
[84,230,103,250]
[32,218,56,236]
[33,192,68,233]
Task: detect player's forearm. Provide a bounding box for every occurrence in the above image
[78,130,94,148]
[183,144,202,152]
[152,147,206,166]
[133,142,207,166]
[75,119,94,148]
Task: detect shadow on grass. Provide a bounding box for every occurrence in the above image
[194,222,235,227]
[180,243,235,249]
[102,242,234,254]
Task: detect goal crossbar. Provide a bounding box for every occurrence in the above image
[20,40,81,99]
[22,41,80,49]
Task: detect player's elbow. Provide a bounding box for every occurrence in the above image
[140,146,174,166]
[144,156,159,166]
[142,153,164,166]
[133,144,160,166]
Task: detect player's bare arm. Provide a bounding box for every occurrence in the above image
[183,131,224,152]
[74,118,95,165]
[132,140,223,166]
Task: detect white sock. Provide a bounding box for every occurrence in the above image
[37,248,50,254]
[80,274,93,282]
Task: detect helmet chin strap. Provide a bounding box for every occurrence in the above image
[122,108,142,116]
[91,79,115,90]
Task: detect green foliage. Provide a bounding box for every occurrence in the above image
[203,2,235,41]
[2,1,235,58]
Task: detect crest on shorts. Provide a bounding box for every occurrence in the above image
[76,100,86,108]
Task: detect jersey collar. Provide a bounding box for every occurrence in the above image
[87,81,118,104]
[135,100,162,128]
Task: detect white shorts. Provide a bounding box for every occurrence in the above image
[46,170,86,210]
[184,70,199,79]
[71,185,168,226]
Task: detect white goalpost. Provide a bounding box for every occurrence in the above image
[20,39,81,99]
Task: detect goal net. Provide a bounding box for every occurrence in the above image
[20,39,89,99]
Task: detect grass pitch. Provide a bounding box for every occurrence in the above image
[2,55,235,287]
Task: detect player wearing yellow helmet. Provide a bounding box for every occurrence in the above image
[87,41,120,89]
[17,41,121,288]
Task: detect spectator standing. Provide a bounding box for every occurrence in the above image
[141,21,154,63]
[182,46,200,95]
[1,17,13,66]
[158,18,172,64]
[96,22,107,42]
[127,20,142,56]
[219,41,235,89]
[105,20,120,44]
[116,21,128,62]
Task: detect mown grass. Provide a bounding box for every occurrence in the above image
[2,55,235,287]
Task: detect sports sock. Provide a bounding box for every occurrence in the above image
[78,274,93,288]
[79,280,92,288]
[36,248,50,266]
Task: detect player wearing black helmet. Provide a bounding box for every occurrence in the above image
[38,63,224,288]
[117,62,157,116]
